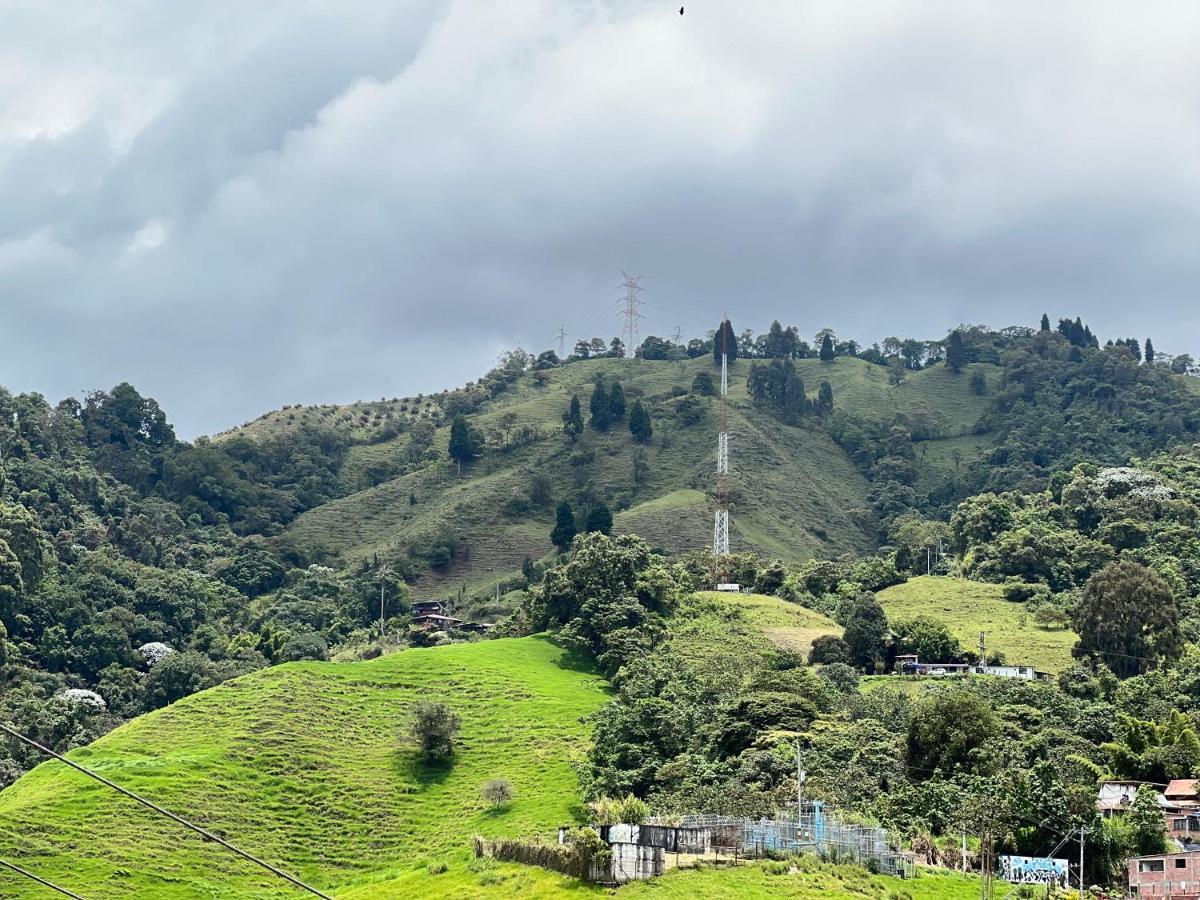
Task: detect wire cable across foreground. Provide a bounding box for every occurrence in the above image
[0,722,332,899]
[0,856,88,899]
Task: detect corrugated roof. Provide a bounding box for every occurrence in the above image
[1166,779,1200,797]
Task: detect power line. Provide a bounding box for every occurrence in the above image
[640,285,728,316]
[0,722,333,900]
[555,325,568,358]
[0,857,88,899]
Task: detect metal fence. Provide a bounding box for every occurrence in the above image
[647,802,914,878]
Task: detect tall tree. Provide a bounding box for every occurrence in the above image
[842,592,889,672]
[782,374,807,424]
[1128,785,1170,855]
[1040,313,1051,332]
[819,334,835,363]
[585,502,613,535]
[609,381,626,420]
[816,381,834,417]
[945,330,966,372]
[1145,338,1155,366]
[589,380,611,431]
[712,319,737,365]
[628,400,652,444]
[448,414,475,474]
[563,395,584,441]
[1072,560,1182,677]
[551,501,577,551]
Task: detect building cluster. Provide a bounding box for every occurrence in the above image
[410,600,494,636]
[892,654,1050,681]
[1103,779,1200,897]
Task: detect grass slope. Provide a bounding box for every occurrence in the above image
[686,590,842,658]
[876,576,1076,673]
[0,637,607,899]
[244,355,1001,591]
[618,859,1009,899]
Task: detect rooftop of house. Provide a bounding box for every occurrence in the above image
[1166,780,1200,799]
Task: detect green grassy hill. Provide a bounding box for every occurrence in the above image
[221,356,999,593]
[0,637,607,899]
[618,857,1008,899]
[685,590,842,659]
[876,575,1077,673]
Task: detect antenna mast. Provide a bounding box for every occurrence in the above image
[619,271,644,359]
[713,315,731,561]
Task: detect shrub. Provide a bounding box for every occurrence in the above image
[481,779,514,807]
[591,793,648,824]
[408,701,461,761]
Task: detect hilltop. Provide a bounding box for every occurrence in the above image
[234,354,999,592]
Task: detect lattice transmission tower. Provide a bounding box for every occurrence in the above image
[713,316,731,558]
[619,271,644,359]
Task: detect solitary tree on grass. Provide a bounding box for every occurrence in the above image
[563,395,583,441]
[609,381,626,420]
[589,380,611,431]
[628,400,652,444]
[481,779,515,807]
[946,330,966,372]
[448,414,475,474]
[408,701,461,761]
[819,334,835,363]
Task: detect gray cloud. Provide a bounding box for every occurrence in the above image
[5,0,1200,436]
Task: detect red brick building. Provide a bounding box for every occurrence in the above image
[1128,851,1200,897]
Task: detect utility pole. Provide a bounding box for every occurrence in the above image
[712,315,731,566]
[671,326,683,346]
[556,325,568,358]
[961,830,967,873]
[619,271,644,359]
[979,631,987,665]
[795,742,807,845]
[1078,825,1085,895]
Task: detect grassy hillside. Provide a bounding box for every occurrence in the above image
[686,590,842,658]
[618,858,1009,899]
[233,355,999,592]
[0,637,607,899]
[877,575,1077,673]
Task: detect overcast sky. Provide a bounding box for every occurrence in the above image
[5,1,1200,437]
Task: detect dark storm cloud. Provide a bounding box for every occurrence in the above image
[5,0,1200,436]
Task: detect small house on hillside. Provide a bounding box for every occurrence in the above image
[976,664,1040,680]
[893,654,1049,681]
[1098,781,1157,818]
[411,613,463,630]
[1167,781,1200,807]
[412,600,446,617]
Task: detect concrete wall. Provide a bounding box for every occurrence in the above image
[608,842,665,883]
